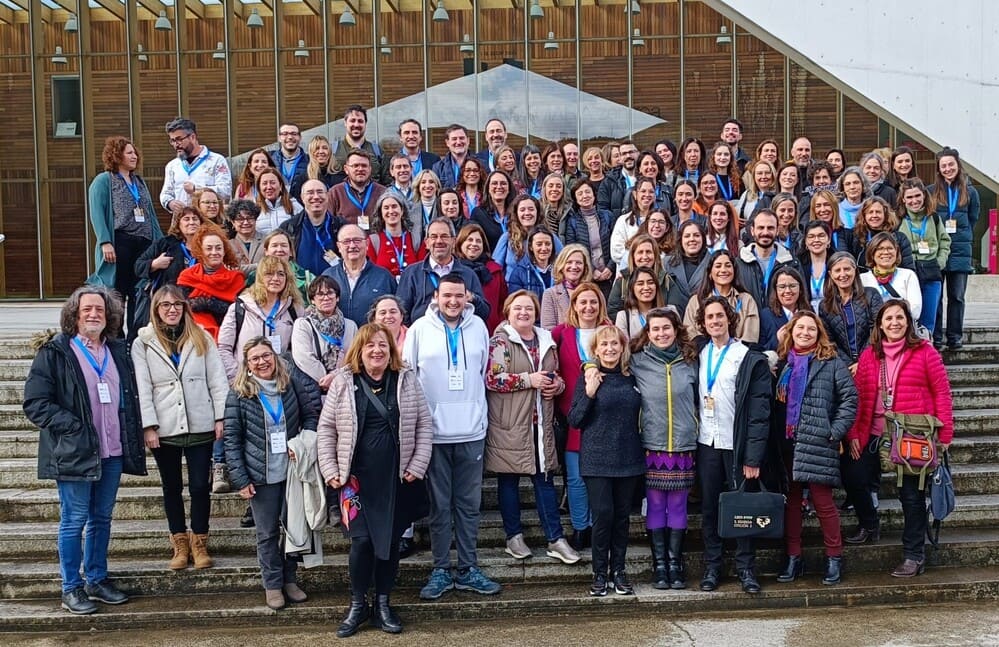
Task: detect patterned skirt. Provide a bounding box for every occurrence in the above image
[645,450,696,491]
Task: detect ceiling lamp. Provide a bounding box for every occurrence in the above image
[459,34,474,54]
[154,9,171,31]
[64,14,78,33]
[716,25,732,45]
[529,0,543,19]
[213,42,226,60]
[631,28,645,47]
[247,8,264,28]
[339,6,356,26]
[626,0,640,14]
[294,40,309,58]
[433,0,449,22]
[137,44,148,62]
[544,32,558,50]
[52,46,68,65]
[380,36,391,56]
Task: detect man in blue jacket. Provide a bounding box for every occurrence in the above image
[321,224,396,327]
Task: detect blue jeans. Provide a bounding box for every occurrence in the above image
[55,456,123,592]
[918,280,942,334]
[564,451,591,531]
[935,271,969,345]
[496,472,564,542]
[212,438,225,464]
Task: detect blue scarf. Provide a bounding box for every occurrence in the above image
[776,347,813,439]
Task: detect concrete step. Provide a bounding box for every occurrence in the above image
[962,326,999,345]
[0,341,35,361]
[940,344,999,364]
[950,386,999,410]
[0,491,995,558]
[0,430,37,459]
[949,435,999,464]
[0,565,996,633]
[0,381,24,406]
[0,360,32,382]
[1,528,997,600]
[0,458,166,489]
[880,463,999,497]
[946,363,999,387]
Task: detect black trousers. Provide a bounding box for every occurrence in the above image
[151,441,213,535]
[698,443,755,572]
[349,535,400,597]
[899,474,928,561]
[113,230,152,335]
[841,435,882,531]
[584,475,640,576]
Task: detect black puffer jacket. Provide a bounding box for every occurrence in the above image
[23,332,147,481]
[773,355,857,487]
[818,288,883,365]
[223,367,321,489]
[562,207,616,276]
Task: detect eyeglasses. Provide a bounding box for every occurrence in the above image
[157,302,185,311]
[648,219,668,226]
[314,291,337,299]
[874,246,896,253]
[168,133,192,145]
[234,215,256,222]
[427,234,453,242]
[200,200,220,206]
[775,283,799,292]
[338,238,365,247]
[247,353,274,364]
[805,234,829,241]
[279,131,300,137]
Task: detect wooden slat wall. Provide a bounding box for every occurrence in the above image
[0,1,886,298]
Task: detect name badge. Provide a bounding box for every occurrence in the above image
[97,382,112,404]
[267,334,282,352]
[945,219,957,234]
[703,394,715,418]
[269,425,287,454]
[323,249,338,267]
[357,214,370,230]
[917,241,931,255]
[448,369,464,391]
[133,207,145,223]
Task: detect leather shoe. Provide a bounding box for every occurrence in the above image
[398,537,416,559]
[822,556,843,585]
[336,597,371,638]
[776,555,805,583]
[61,587,98,615]
[890,558,925,578]
[283,582,307,603]
[371,594,403,634]
[699,568,720,592]
[844,526,880,545]
[84,580,129,605]
[239,505,255,528]
[738,569,761,594]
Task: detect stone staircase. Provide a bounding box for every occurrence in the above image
[0,332,997,632]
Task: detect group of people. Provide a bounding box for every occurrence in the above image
[26,112,960,631]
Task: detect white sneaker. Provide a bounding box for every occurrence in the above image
[546,537,581,564]
[505,533,532,559]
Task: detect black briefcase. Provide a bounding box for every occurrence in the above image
[718,482,785,539]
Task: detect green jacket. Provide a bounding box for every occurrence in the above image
[86,171,164,287]
[899,209,951,269]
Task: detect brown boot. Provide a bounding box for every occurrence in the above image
[169,532,190,570]
[188,531,213,569]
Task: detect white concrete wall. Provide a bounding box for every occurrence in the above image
[706,0,999,189]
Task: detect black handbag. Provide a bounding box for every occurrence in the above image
[718,480,786,539]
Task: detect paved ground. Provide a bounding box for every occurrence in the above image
[3,603,997,646]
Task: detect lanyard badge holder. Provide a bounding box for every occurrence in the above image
[259,394,287,454]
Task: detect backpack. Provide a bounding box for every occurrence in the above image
[233,299,298,341]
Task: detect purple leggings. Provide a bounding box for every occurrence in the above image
[645,488,689,530]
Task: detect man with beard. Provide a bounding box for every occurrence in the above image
[721,119,751,175]
[432,124,471,190]
[161,117,232,214]
[387,118,439,185]
[597,140,640,217]
[736,210,799,310]
[327,150,387,232]
[475,118,515,172]
[270,122,310,202]
[332,105,384,182]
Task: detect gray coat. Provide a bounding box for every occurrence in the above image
[779,356,858,487]
[630,348,699,453]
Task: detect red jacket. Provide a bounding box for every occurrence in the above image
[481,259,509,335]
[366,231,424,278]
[848,340,954,447]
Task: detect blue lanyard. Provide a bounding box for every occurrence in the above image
[529,178,541,199]
[717,175,733,200]
[440,317,461,368]
[777,236,791,250]
[638,312,647,328]
[713,288,742,313]
[118,173,141,206]
[312,218,333,250]
[170,351,181,367]
[684,169,699,182]
[623,173,636,190]
[465,191,479,212]
[947,185,959,217]
[575,328,590,362]
[346,182,375,213]
[265,300,281,334]
[428,272,440,289]
[754,248,777,291]
[832,231,839,250]
[386,231,408,270]
[281,151,303,185]
[72,337,109,379]
[422,205,433,229]
[705,340,732,394]
[410,154,423,177]
[531,265,552,290]
[180,243,196,267]
[319,332,342,348]
[451,158,461,185]
[495,213,508,234]
[182,148,209,175]
[395,185,413,202]
[488,151,495,172]
[258,393,284,425]
[810,273,824,300]
[906,216,928,240]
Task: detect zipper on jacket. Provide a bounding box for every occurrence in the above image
[666,361,674,453]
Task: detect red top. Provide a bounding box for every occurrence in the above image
[177,264,245,341]
[366,231,425,278]
[848,341,954,447]
[481,259,509,335]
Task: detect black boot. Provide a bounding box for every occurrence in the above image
[371,594,402,634]
[667,528,687,590]
[648,529,669,590]
[570,527,591,552]
[822,556,843,586]
[776,555,805,583]
[336,595,370,638]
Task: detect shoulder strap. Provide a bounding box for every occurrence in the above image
[368,233,381,255]
[358,375,399,438]
[882,281,901,299]
[234,300,245,340]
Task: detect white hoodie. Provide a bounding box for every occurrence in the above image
[403,302,489,444]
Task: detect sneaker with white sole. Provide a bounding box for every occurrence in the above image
[211,462,231,494]
[546,538,581,564]
[505,533,532,559]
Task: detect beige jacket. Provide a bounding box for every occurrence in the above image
[316,366,433,484]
